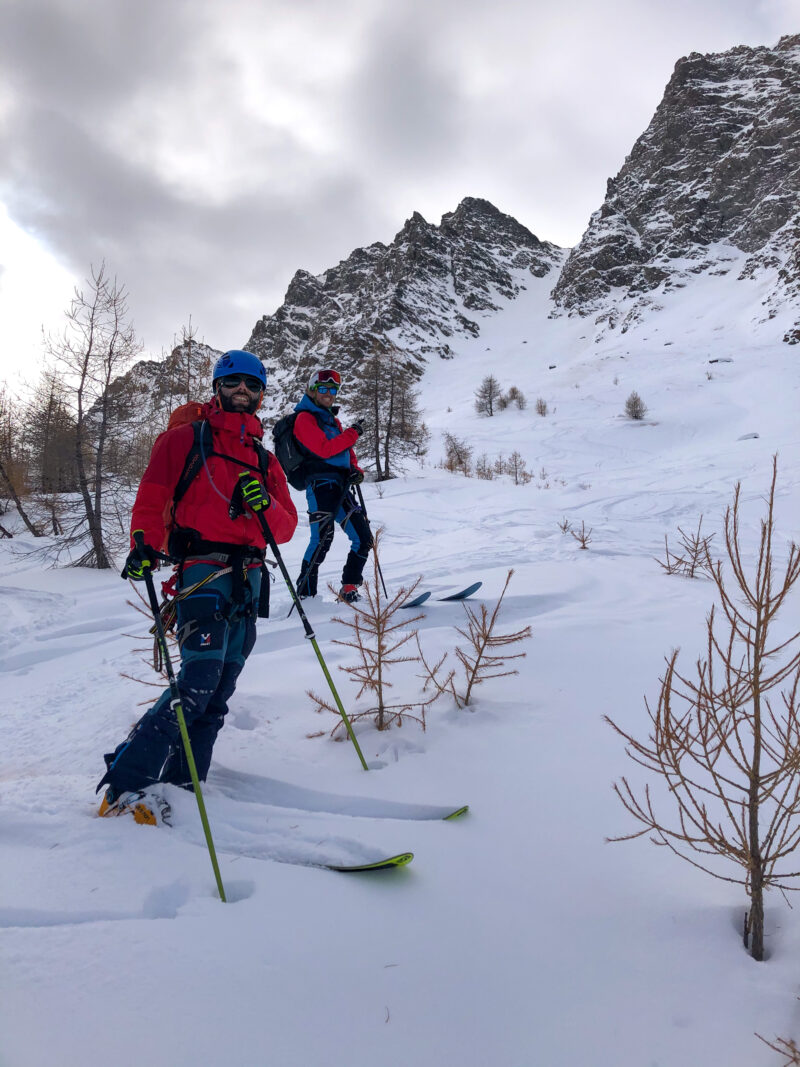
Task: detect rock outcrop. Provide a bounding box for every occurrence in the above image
[245,197,563,414]
[551,35,800,342]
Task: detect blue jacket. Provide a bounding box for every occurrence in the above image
[293,394,361,482]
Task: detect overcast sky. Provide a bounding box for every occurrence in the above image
[0,0,796,387]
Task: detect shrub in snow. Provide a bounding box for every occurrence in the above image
[607,458,800,962]
[441,432,473,476]
[503,451,532,485]
[474,374,502,416]
[416,570,531,709]
[535,397,548,417]
[571,520,592,549]
[475,454,494,480]
[307,531,437,734]
[624,390,648,420]
[655,516,714,579]
[506,386,527,410]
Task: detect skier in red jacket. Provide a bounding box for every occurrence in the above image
[97,350,297,824]
[293,367,371,603]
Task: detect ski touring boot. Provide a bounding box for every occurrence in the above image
[98,788,172,827]
[338,584,360,604]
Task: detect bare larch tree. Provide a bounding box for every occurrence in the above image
[46,263,141,567]
[607,458,800,961]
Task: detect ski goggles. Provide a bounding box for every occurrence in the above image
[315,384,339,395]
[311,369,342,388]
[217,374,264,393]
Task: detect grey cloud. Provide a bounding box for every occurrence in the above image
[344,12,467,170]
[0,0,794,362]
[0,0,194,111]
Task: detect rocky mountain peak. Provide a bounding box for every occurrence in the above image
[551,36,800,342]
[245,198,564,417]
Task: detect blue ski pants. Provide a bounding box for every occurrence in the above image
[99,562,260,796]
[298,480,372,595]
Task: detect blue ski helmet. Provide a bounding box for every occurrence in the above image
[212,350,266,388]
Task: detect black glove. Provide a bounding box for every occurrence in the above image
[348,469,364,485]
[239,475,270,513]
[122,531,158,581]
[349,420,364,437]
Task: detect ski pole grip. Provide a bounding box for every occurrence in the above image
[132,529,151,570]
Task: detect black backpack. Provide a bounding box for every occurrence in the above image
[271,412,308,491]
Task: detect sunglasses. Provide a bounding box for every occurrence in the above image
[315,384,339,395]
[218,374,263,393]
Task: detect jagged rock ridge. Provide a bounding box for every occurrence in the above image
[245,197,563,415]
[551,34,800,342]
[99,340,221,445]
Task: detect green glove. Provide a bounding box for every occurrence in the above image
[239,475,270,512]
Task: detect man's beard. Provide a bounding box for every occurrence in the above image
[217,389,260,415]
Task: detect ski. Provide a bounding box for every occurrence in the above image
[439,581,482,601]
[211,765,469,822]
[323,852,414,873]
[404,590,432,608]
[213,839,415,873]
[401,582,482,608]
[441,805,469,820]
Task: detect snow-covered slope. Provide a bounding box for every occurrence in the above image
[2,265,799,1066]
[244,196,564,420]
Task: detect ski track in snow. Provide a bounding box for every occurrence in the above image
[2,289,800,1066]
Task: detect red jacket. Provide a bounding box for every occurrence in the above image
[131,399,297,552]
[294,411,361,471]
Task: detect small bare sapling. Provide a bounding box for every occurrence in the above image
[571,520,592,549]
[417,569,531,709]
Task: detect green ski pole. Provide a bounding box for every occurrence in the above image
[135,534,228,902]
[237,474,369,771]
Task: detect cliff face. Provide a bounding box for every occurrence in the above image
[551,35,800,342]
[244,197,563,414]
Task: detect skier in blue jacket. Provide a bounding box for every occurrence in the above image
[293,368,371,603]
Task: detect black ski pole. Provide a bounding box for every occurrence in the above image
[355,483,387,598]
[237,475,369,771]
[134,534,228,902]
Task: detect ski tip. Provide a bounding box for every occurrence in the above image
[402,591,431,608]
[442,805,469,821]
[438,581,483,602]
[326,851,414,872]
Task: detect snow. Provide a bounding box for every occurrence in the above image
[2,272,800,1067]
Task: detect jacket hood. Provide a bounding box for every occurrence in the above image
[203,397,264,439]
[295,394,339,419]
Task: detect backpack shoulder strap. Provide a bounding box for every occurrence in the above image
[253,438,271,481]
[173,420,270,509]
[172,421,212,507]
